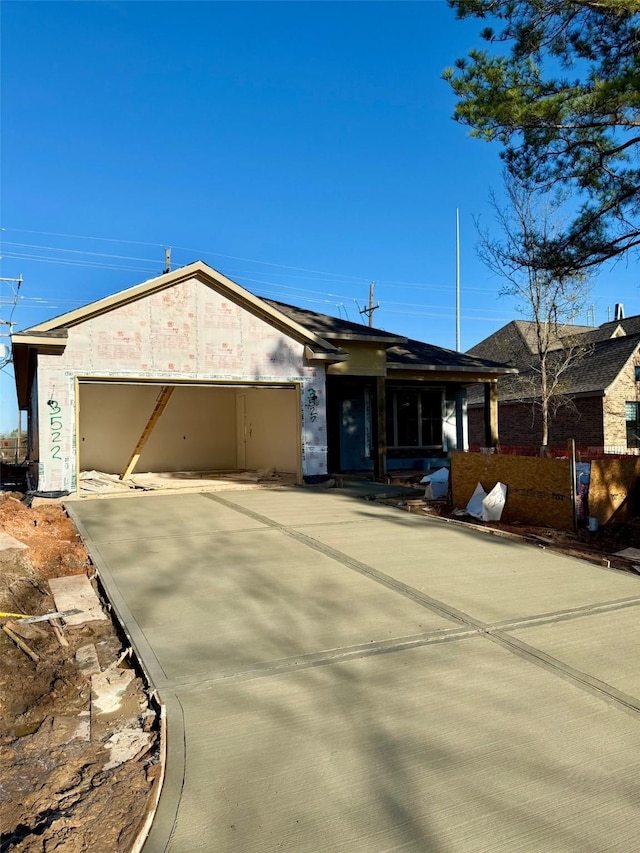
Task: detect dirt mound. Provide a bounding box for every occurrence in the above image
[0,494,160,852]
[0,494,89,578]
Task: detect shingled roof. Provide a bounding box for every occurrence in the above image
[267,299,513,374]
[263,299,405,343]
[386,338,512,373]
[582,315,640,343]
[469,332,640,405]
[468,320,593,369]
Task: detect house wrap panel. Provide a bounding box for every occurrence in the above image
[35,276,327,491]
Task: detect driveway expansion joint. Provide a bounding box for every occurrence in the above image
[66,492,640,853]
[203,492,640,717]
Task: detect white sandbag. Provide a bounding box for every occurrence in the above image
[482,482,507,521]
[466,482,487,520]
[421,467,449,499]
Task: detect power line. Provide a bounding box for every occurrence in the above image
[2,241,164,264]
[3,227,371,282]
[1,252,158,274]
[0,228,526,326]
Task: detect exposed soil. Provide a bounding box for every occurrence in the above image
[0,493,159,853]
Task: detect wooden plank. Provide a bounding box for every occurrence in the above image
[568,439,577,532]
[450,452,573,530]
[484,382,499,448]
[120,386,174,480]
[589,456,640,526]
[373,376,387,479]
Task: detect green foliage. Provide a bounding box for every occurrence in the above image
[445,1,640,273]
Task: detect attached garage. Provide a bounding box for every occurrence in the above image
[12,263,340,492]
[12,261,513,493]
[77,380,301,479]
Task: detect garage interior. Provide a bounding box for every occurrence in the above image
[77,380,301,494]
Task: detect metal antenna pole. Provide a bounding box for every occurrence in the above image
[456,209,461,352]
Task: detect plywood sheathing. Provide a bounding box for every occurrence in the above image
[589,457,640,526]
[450,451,573,530]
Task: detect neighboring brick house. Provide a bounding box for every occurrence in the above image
[467,317,640,451]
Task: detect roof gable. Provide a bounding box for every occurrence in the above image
[468,319,595,371]
[471,333,640,404]
[18,261,342,358]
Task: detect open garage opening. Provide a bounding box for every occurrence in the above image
[77,380,301,493]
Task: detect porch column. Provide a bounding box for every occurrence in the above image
[373,376,387,479]
[484,381,499,448]
[455,388,468,451]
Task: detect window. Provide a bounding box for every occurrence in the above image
[634,366,640,382]
[625,402,640,448]
[386,388,443,448]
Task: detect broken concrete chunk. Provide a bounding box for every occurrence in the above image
[0,531,27,552]
[76,644,101,676]
[48,575,107,625]
[104,726,152,771]
[91,668,136,716]
[51,714,91,745]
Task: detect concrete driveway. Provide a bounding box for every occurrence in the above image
[67,487,640,853]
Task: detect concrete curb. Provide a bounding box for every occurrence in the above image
[65,502,185,853]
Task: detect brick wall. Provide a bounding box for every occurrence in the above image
[468,395,605,447]
[602,354,640,447]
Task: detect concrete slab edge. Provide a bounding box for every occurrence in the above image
[414,505,635,574]
[64,502,185,853]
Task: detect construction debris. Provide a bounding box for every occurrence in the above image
[76,643,102,676]
[79,470,134,493]
[1,494,159,853]
[79,468,297,496]
[2,621,40,662]
[483,482,508,522]
[455,481,508,522]
[421,467,449,500]
[0,531,28,551]
[614,547,640,561]
[48,574,108,625]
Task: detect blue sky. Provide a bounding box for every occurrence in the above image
[1,1,638,431]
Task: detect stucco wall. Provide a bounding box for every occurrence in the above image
[35,277,327,490]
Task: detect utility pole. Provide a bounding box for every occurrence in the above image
[0,275,24,449]
[359,281,379,328]
[164,248,171,274]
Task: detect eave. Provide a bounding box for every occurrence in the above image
[386,362,518,375]
[12,331,69,409]
[304,345,350,363]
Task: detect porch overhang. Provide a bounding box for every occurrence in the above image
[12,330,68,409]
